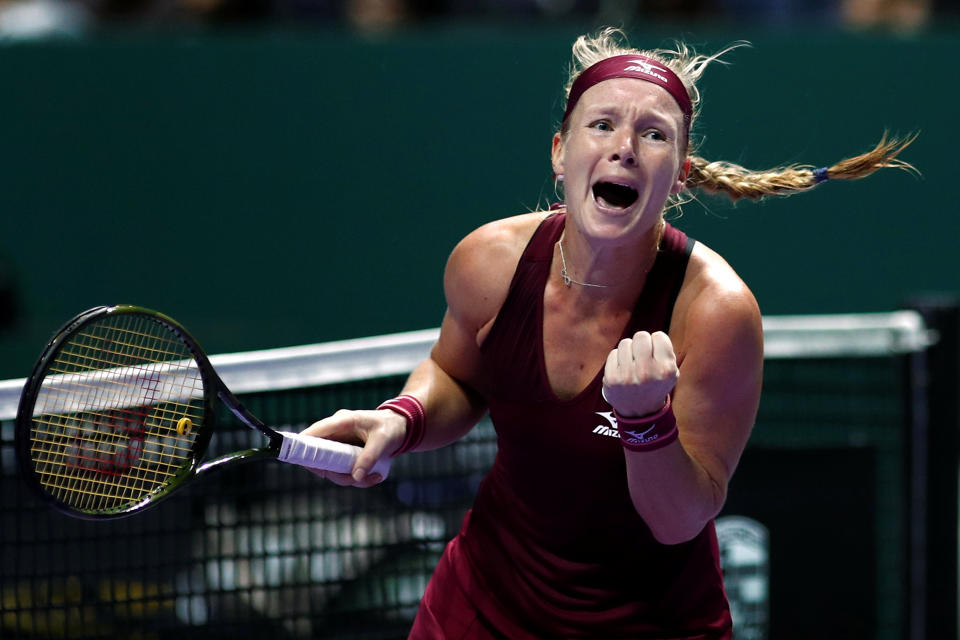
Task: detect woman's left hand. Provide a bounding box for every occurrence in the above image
[602,330,679,417]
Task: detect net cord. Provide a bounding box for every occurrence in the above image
[0,312,936,422]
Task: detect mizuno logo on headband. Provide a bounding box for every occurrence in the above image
[623,60,669,82]
[562,54,693,133]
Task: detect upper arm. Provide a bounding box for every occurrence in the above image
[429,213,544,388]
[670,247,764,492]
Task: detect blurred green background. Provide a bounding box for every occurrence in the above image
[0,24,954,379]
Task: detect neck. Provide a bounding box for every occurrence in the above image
[556,223,663,295]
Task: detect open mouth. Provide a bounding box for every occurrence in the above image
[592,182,639,209]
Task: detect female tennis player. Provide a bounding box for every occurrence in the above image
[303,27,914,639]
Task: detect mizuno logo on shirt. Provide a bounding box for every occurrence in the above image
[593,411,620,438]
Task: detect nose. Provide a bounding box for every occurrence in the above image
[610,132,637,167]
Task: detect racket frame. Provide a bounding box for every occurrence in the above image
[15,305,285,519]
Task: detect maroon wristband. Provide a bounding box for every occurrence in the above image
[615,395,679,452]
[378,394,425,457]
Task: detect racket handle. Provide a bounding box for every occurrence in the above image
[276,432,391,479]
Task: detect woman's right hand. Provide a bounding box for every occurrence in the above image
[299,408,408,488]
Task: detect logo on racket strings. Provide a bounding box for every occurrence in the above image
[62,406,148,475]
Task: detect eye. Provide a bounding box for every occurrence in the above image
[643,129,667,142]
[589,120,613,132]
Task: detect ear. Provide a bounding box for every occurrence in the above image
[671,157,691,194]
[551,132,565,178]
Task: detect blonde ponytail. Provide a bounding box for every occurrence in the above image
[686,132,918,202]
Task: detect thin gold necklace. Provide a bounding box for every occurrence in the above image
[557,230,661,289]
[558,239,608,288]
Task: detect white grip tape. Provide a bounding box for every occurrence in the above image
[276,432,391,479]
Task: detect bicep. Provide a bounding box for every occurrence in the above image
[429,309,485,392]
[402,274,492,448]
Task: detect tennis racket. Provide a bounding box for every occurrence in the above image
[15,305,389,519]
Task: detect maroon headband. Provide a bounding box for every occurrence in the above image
[562,54,693,131]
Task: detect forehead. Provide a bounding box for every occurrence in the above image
[574,77,684,121]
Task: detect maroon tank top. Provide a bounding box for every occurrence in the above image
[452,212,732,639]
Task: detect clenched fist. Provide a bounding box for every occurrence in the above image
[602,331,679,418]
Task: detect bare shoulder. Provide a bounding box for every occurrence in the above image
[444,212,551,335]
[671,240,763,364]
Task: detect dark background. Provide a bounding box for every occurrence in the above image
[0,24,955,379]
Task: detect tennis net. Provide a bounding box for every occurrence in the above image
[0,310,942,639]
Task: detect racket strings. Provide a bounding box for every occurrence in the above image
[29,314,205,513]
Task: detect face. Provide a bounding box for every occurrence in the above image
[552,77,688,245]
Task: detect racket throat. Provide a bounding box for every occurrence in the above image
[197,447,279,475]
[218,391,283,448]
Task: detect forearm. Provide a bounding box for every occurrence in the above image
[299,355,485,485]
[608,298,762,545]
[624,440,726,545]
[390,357,487,453]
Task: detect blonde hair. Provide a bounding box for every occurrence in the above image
[560,27,918,204]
